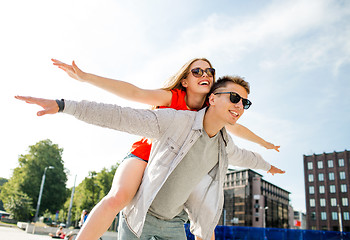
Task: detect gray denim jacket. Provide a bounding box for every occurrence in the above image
[63,100,271,240]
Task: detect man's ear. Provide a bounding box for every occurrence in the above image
[208,93,215,106]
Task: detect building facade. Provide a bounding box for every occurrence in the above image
[293,210,307,229]
[218,169,291,228]
[304,150,350,231]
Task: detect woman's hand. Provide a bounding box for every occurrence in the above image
[15,96,59,116]
[261,141,280,152]
[52,58,87,82]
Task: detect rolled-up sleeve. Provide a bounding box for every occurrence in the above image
[63,100,175,139]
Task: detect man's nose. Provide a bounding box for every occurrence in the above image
[234,99,244,109]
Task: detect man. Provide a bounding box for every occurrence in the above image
[15,75,284,240]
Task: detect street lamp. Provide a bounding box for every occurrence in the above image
[263,206,268,240]
[338,204,343,232]
[259,206,268,228]
[263,206,268,228]
[34,166,54,222]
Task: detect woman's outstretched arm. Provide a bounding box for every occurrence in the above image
[226,123,280,152]
[51,59,172,107]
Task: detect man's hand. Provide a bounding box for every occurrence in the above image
[267,165,285,175]
[15,96,59,116]
[52,59,87,82]
[261,141,280,152]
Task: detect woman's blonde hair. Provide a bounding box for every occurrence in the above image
[161,58,215,91]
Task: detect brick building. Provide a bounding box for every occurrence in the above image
[303,150,350,231]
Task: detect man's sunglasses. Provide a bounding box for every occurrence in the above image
[190,68,215,78]
[214,92,252,110]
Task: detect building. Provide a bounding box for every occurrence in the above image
[293,210,307,229]
[218,169,291,228]
[304,150,350,231]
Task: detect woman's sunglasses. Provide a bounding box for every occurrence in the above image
[190,68,215,78]
[214,92,252,110]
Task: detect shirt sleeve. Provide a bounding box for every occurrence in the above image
[225,135,271,171]
[63,100,176,139]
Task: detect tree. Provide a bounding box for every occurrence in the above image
[3,190,34,221]
[0,139,68,221]
[0,177,8,211]
[65,164,118,225]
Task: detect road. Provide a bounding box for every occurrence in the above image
[0,225,51,240]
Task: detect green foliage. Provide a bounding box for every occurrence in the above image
[3,190,34,221]
[0,139,68,221]
[68,164,118,220]
[0,177,8,211]
[0,177,7,186]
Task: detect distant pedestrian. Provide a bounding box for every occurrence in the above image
[79,210,89,228]
[49,226,65,239]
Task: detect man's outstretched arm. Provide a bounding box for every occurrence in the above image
[225,135,285,175]
[15,95,173,139]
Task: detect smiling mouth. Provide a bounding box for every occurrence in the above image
[198,80,210,86]
[229,110,239,117]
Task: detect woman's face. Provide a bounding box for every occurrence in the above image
[181,60,214,95]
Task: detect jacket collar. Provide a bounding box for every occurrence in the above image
[193,108,230,146]
[192,108,206,131]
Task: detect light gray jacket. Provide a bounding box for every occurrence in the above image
[63,100,271,240]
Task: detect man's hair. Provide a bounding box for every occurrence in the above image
[210,75,250,94]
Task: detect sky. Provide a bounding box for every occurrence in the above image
[1,0,349,213]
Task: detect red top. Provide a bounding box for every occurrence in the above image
[130,89,200,161]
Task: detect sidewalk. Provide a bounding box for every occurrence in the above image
[0,225,50,240]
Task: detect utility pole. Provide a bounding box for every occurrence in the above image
[34,166,54,222]
[66,175,77,227]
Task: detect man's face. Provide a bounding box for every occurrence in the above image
[211,82,248,125]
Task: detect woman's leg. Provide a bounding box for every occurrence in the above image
[76,157,147,240]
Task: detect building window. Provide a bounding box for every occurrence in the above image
[339,158,345,167]
[310,199,315,207]
[328,160,334,168]
[318,173,324,181]
[340,171,346,180]
[256,217,259,222]
[341,184,347,193]
[320,198,326,207]
[321,212,327,220]
[331,198,337,206]
[311,212,316,220]
[330,185,336,193]
[342,198,349,207]
[309,186,314,194]
[332,212,338,220]
[307,162,313,170]
[308,174,314,182]
[329,172,335,181]
[318,161,323,169]
[319,185,325,194]
[344,212,350,221]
